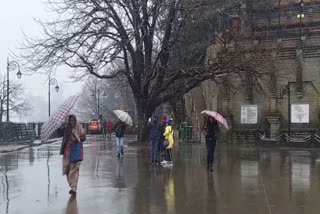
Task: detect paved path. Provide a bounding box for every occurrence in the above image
[0,138,61,154]
[1,137,320,214]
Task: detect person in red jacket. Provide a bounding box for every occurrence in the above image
[107,120,113,138]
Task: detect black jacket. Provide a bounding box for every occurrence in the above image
[115,122,126,138]
[204,121,220,141]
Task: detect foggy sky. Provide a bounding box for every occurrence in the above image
[0,0,84,122]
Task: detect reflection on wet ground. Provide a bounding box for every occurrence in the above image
[1,137,320,213]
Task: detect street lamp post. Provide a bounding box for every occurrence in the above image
[298,0,304,40]
[48,76,60,117]
[98,89,100,116]
[6,57,22,122]
[287,86,291,136]
[92,88,106,118]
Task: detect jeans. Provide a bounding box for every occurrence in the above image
[150,139,159,162]
[116,137,124,155]
[166,149,172,162]
[206,140,216,168]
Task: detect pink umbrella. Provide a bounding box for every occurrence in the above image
[41,96,80,142]
[201,110,229,130]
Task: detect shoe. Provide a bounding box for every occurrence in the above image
[160,160,167,165]
[209,168,213,172]
[117,153,120,158]
[163,162,173,167]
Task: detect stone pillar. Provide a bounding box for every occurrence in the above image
[296,42,303,98]
[270,95,277,113]
[269,55,277,113]
[266,116,281,138]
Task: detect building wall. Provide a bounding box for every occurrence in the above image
[185,35,320,141]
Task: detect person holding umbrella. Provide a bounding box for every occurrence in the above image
[113,110,132,158]
[107,120,113,138]
[114,120,126,158]
[203,116,220,172]
[61,114,86,195]
[201,110,229,172]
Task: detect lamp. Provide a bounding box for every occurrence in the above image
[55,85,60,93]
[16,70,22,79]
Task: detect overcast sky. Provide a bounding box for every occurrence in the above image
[0,0,84,122]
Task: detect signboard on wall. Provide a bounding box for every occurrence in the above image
[291,104,309,123]
[241,105,258,124]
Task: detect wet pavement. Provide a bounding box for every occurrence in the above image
[1,137,320,214]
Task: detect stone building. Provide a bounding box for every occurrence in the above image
[185,0,320,142]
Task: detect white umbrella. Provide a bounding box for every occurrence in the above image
[113,110,133,126]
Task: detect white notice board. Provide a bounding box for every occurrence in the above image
[291,104,309,123]
[241,105,258,124]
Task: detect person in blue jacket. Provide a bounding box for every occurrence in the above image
[149,116,161,164]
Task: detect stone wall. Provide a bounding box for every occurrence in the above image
[185,35,320,142]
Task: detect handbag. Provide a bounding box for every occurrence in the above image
[163,140,169,148]
[70,141,83,163]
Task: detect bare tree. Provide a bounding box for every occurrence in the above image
[76,77,136,122]
[19,0,269,141]
[0,77,31,122]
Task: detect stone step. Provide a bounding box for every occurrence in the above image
[278,48,296,59]
[304,37,320,46]
[303,46,320,57]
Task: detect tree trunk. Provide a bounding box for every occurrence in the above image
[0,99,3,123]
[136,100,153,142]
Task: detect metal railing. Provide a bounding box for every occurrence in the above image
[0,122,46,143]
[258,130,320,147]
[210,26,320,45]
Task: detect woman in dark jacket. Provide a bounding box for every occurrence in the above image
[203,116,220,172]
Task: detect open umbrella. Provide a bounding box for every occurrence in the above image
[201,110,229,130]
[113,110,133,126]
[41,95,80,142]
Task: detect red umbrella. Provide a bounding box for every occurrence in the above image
[41,96,80,142]
[201,110,229,130]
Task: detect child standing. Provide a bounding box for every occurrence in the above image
[162,118,174,167]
